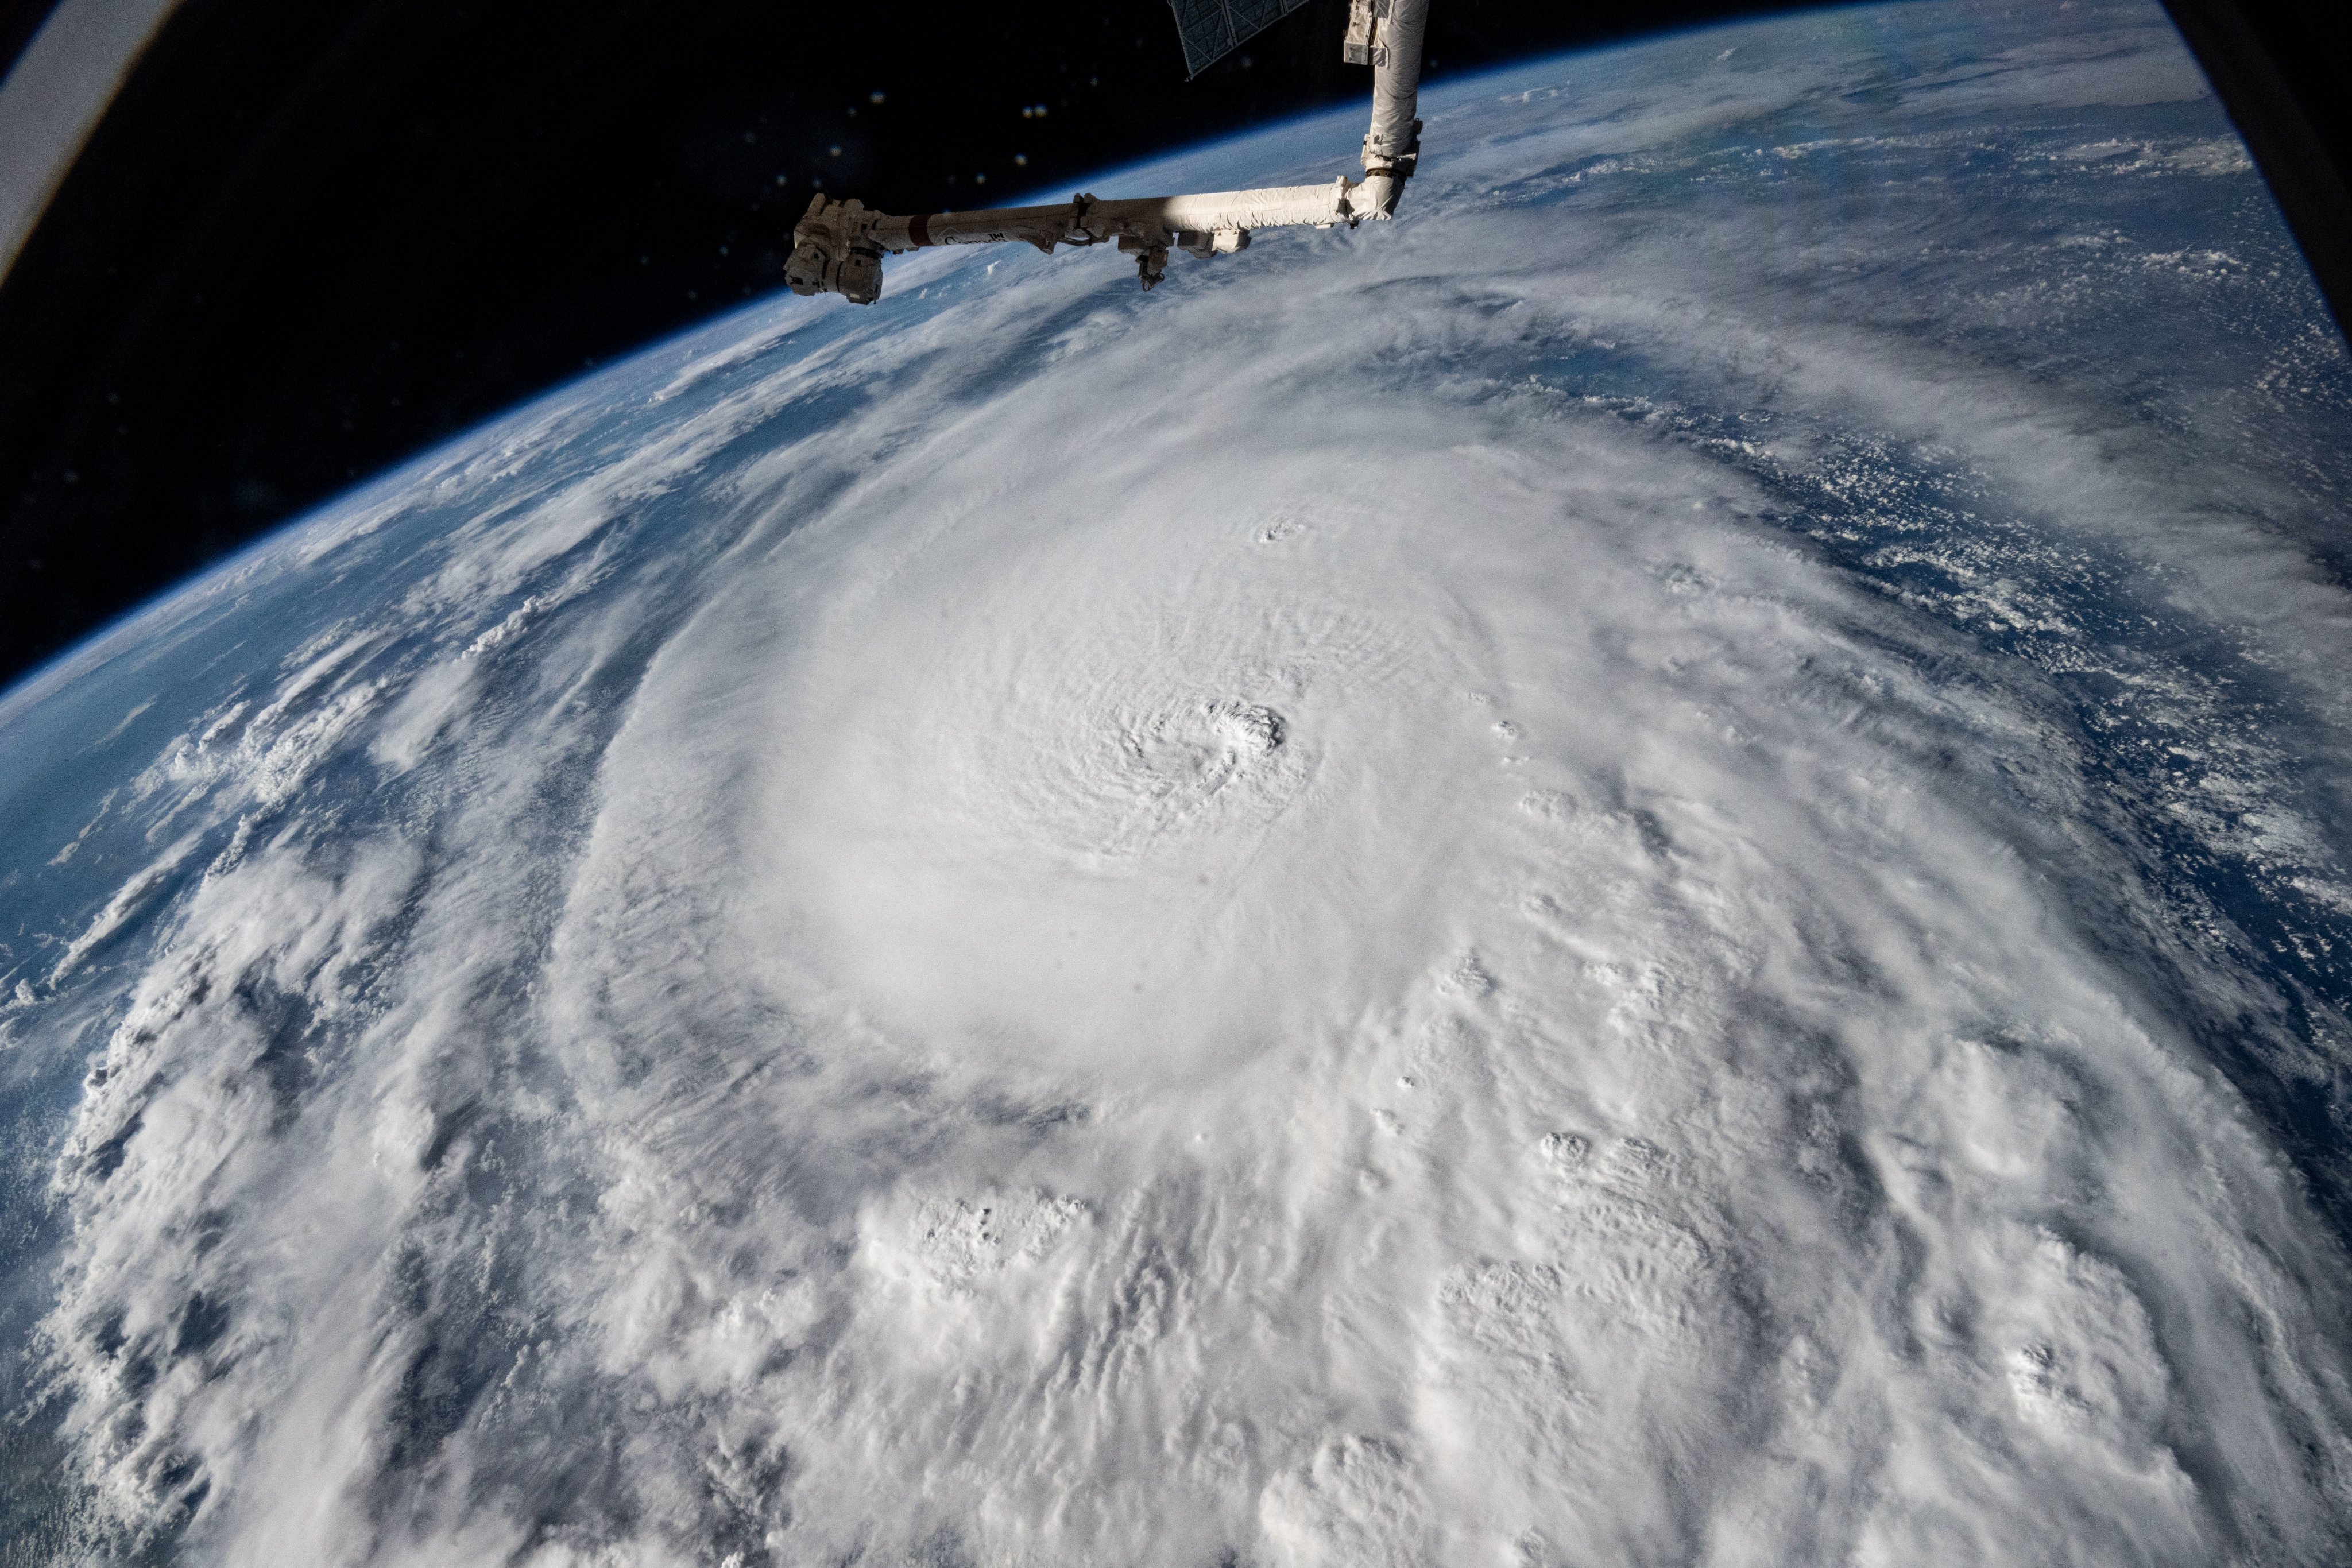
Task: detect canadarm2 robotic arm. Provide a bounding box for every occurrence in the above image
[786,0,1429,305]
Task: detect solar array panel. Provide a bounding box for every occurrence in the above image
[1167,0,1314,78]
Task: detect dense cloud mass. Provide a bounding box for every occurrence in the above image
[4,1,2352,1562]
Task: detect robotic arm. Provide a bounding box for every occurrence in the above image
[786,0,1430,305]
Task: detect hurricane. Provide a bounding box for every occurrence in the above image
[4,2,2351,1563]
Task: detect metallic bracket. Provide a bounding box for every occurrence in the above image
[1343,0,1391,67]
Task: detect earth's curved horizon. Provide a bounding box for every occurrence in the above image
[6,2,2352,1563]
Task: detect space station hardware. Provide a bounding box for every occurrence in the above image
[786,0,1428,305]
[1171,0,1312,79]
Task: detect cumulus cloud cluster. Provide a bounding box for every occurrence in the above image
[4,2,2350,1563]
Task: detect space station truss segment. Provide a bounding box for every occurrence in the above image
[1168,0,1314,78]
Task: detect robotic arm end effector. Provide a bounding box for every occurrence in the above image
[786,196,885,305]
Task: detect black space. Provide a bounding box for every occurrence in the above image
[0,0,2345,693]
